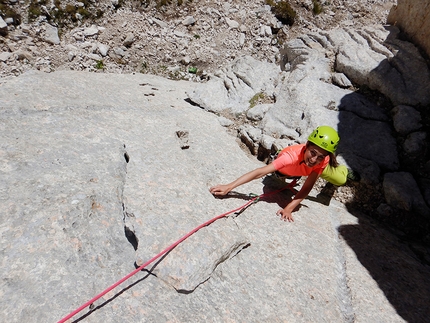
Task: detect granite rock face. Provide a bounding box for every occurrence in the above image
[187,25,430,207]
[186,56,280,114]
[388,0,430,58]
[1,70,430,323]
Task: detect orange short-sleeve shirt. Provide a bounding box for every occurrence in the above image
[272,144,329,176]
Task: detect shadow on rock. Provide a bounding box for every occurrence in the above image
[72,271,153,323]
[338,210,430,322]
[335,25,430,322]
[260,175,300,209]
[212,191,256,201]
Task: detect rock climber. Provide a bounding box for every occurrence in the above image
[209,125,359,222]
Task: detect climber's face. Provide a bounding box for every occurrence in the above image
[304,144,328,167]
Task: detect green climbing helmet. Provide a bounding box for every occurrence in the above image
[307,125,339,153]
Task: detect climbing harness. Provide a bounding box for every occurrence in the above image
[57,180,298,323]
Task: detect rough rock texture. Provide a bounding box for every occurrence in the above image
[2,71,430,323]
[187,24,430,181]
[388,0,430,58]
[186,24,430,250]
[2,1,430,322]
[383,172,430,216]
[0,0,396,78]
[186,56,280,114]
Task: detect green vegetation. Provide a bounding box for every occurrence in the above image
[77,7,92,19]
[138,0,191,9]
[155,0,187,7]
[249,92,266,108]
[65,4,76,15]
[28,0,46,22]
[95,60,104,70]
[265,0,296,26]
[139,62,169,75]
[27,0,100,27]
[188,66,197,74]
[158,0,169,6]
[95,9,104,19]
[312,0,323,15]
[0,2,21,25]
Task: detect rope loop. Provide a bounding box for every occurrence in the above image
[248,193,260,203]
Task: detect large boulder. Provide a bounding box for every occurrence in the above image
[333,26,430,106]
[388,0,430,59]
[186,56,281,114]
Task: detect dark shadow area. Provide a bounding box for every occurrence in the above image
[338,210,430,322]
[213,175,332,210]
[307,182,337,206]
[124,226,139,251]
[261,175,337,208]
[335,26,430,322]
[212,190,256,201]
[261,175,296,208]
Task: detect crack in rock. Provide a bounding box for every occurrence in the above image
[120,144,139,253]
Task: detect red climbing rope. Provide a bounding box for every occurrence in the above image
[57,181,297,323]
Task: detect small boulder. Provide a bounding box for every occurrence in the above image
[83,25,99,37]
[0,16,7,36]
[0,52,12,62]
[123,33,135,47]
[42,24,60,45]
[182,16,196,26]
[391,105,422,135]
[98,43,110,57]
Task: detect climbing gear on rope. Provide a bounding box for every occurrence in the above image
[266,149,282,165]
[57,184,297,323]
[248,192,260,203]
[307,125,339,153]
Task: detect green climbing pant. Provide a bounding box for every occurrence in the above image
[320,164,348,186]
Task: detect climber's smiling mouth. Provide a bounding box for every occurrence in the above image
[304,146,328,167]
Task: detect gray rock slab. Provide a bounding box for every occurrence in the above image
[1,106,135,322]
[186,55,281,114]
[246,103,272,121]
[1,70,429,323]
[83,25,99,37]
[330,26,430,106]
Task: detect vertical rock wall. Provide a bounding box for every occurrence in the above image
[387,0,430,58]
